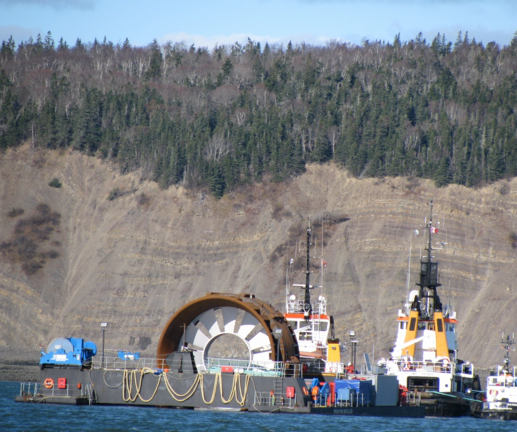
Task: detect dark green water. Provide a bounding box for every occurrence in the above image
[1,381,510,431]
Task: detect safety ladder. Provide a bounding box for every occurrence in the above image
[84,384,95,405]
[273,375,283,405]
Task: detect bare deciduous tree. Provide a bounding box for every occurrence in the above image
[204,133,233,161]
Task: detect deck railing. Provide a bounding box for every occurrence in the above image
[254,391,295,407]
[91,355,304,378]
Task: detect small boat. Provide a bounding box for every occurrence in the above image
[473,334,517,420]
[378,200,480,417]
[283,222,343,376]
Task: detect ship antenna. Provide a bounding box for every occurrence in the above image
[428,200,433,260]
[320,214,326,300]
[285,253,290,313]
[417,199,442,318]
[446,224,452,314]
[502,333,515,373]
[406,226,413,302]
[304,219,313,318]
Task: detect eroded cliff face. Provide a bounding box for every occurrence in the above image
[1,145,517,369]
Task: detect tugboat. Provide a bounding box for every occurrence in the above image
[378,200,479,416]
[474,333,517,420]
[283,223,343,376]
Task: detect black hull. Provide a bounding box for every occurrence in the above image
[471,403,517,421]
[309,405,425,418]
[473,410,517,421]
[418,395,472,417]
[423,401,471,417]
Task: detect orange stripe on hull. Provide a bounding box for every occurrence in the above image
[285,314,330,320]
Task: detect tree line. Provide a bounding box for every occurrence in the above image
[1,30,517,197]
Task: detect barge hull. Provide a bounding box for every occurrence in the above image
[16,367,424,418]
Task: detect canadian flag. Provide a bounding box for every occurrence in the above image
[431,227,438,234]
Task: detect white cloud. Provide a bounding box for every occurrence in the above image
[0,0,94,9]
[158,32,284,50]
[0,26,40,43]
[157,32,353,50]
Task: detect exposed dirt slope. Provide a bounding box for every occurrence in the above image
[1,145,517,372]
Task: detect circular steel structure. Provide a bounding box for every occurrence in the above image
[157,293,299,370]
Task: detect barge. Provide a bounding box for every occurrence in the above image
[16,291,424,417]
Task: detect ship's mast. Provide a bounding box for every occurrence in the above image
[418,199,443,319]
[501,333,515,373]
[304,223,313,317]
[404,199,450,360]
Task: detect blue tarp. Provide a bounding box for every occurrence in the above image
[117,350,141,361]
[334,379,373,404]
[337,387,353,402]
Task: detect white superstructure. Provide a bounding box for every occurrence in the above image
[283,224,342,373]
[484,335,517,413]
[378,200,475,395]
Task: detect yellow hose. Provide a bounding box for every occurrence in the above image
[121,369,250,407]
[122,368,162,403]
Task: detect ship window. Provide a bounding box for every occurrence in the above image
[400,322,406,330]
[408,377,438,391]
[316,322,328,332]
[437,319,443,332]
[409,317,416,331]
[300,320,311,329]
[288,320,298,329]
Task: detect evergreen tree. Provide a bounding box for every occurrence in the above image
[433,157,452,187]
[146,39,162,80]
[0,32,517,196]
[209,165,225,198]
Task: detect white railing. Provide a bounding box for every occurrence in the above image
[322,390,368,407]
[19,382,38,397]
[254,391,294,407]
[92,355,304,378]
[387,359,454,374]
[92,355,160,371]
[286,299,327,315]
[303,360,366,377]
[207,358,285,376]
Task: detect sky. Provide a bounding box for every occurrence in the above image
[1,0,516,50]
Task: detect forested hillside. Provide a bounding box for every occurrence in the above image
[1,31,517,196]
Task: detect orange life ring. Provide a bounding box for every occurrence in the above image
[44,378,54,389]
[489,389,498,396]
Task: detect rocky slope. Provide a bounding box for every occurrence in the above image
[1,144,517,379]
